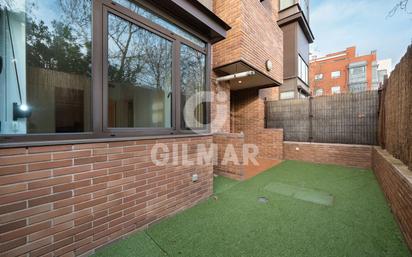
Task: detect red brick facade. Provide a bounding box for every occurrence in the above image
[0,136,213,257]
[284,142,372,169]
[213,133,245,180]
[309,46,377,96]
[213,0,283,83]
[232,88,283,160]
[372,147,412,252]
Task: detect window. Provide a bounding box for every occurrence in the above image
[107,14,172,128]
[113,0,206,48]
[348,63,367,84]
[280,0,295,10]
[315,89,323,96]
[331,71,341,79]
[0,0,92,134]
[299,0,309,19]
[180,45,207,129]
[314,74,323,80]
[298,55,309,85]
[0,0,210,139]
[371,62,379,90]
[280,91,295,100]
[331,86,341,94]
[348,62,367,93]
[349,83,367,93]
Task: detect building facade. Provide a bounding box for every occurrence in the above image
[0,0,285,256]
[309,46,378,96]
[212,0,284,179]
[377,59,393,85]
[0,1,230,256]
[277,0,315,99]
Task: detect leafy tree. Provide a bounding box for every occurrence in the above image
[26,19,91,75]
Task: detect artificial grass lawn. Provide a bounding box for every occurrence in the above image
[94,161,411,257]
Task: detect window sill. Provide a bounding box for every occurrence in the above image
[0,133,212,149]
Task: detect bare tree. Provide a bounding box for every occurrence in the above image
[387,0,411,18]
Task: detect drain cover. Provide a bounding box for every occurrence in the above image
[264,182,334,206]
[258,197,269,204]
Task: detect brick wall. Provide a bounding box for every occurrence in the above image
[250,129,283,160]
[284,142,372,169]
[213,0,283,83]
[232,88,283,160]
[0,136,213,257]
[213,133,245,180]
[372,147,412,252]
[259,87,279,101]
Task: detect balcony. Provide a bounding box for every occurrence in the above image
[213,0,284,90]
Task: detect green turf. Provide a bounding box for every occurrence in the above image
[94,161,411,257]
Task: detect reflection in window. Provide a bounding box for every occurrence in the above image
[349,83,367,93]
[348,62,367,93]
[348,64,367,84]
[0,0,92,134]
[180,44,206,130]
[107,14,172,128]
[113,0,206,48]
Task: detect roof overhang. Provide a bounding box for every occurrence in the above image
[214,61,281,91]
[278,4,315,43]
[151,0,231,43]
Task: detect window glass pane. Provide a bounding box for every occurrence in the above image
[280,91,294,99]
[349,83,367,93]
[298,56,308,85]
[113,0,206,48]
[0,0,92,134]
[331,86,340,94]
[107,13,172,128]
[180,44,206,130]
[331,71,340,78]
[280,0,294,10]
[349,64,366,84]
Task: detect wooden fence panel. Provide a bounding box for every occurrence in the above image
[265,99,310,142]
[379,45,412,170]
[266,91,379,145]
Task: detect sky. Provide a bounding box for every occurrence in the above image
[310,0,412,66]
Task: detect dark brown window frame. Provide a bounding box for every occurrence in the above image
[0,0,211,145]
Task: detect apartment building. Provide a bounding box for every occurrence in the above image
[0,0,286,256]
[309,46,379,96]
[277,0,315,99]
[377,59,393,85]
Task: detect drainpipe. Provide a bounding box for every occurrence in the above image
[216,71,256,83]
